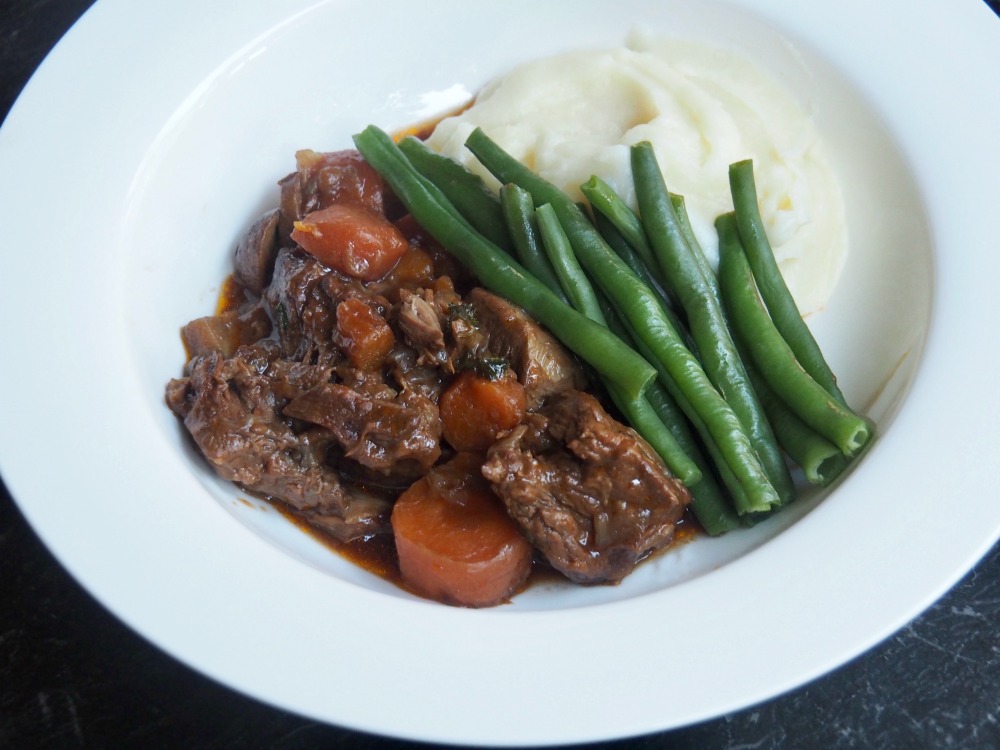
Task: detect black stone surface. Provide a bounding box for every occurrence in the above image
[2,2,999,748]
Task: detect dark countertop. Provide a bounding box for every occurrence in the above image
[2,2,998,749]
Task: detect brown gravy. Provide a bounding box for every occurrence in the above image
[275,500,702,601]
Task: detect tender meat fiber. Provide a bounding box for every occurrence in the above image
[397,288,447,367]
[265,247,392,367]
[467,288,588,408]
[385,344,448,403]
[265,247,340,364]
[446,302,488,371]
[165,343,391,541]
[482,390,690,584]
[283,383,441,482]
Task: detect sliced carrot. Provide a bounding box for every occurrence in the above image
[335,298,395,371]
[439,370,527,452]
[381,245,436,293]
[291,203,409,281]
[391,454,532,607]
[395,213,473,288]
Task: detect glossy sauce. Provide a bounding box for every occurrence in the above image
[215,273,247,315]
[392,101,472,143]
[277,500,701,598]
[276,504,405,583]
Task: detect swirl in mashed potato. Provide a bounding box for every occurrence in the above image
[424,30,846,316]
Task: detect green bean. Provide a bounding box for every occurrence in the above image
[594,211,693,350]
[534,203,701,486]
[716,212,872,456]
[659,195,842,493]
[584,237,738,528]
[535,204,607,324]
[397,136,512,252]
[670,192,719,301]
[641,379,742,534]
[729,324,847,485]
[747,360,848,486]
[663,194,842,490]
[465,127,779,514]
[499,183,569,304]
[619,311,757,517]
[353,125,656,400]
[592,214,740,527]
[728,159,846,405]
[631,142,796,507]
[580,175,659,277]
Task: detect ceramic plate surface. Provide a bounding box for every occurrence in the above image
[2,0,998,745]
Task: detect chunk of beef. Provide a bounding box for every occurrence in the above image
[467,288,588,409]
[265,247,338,364]
[179,302,272,360]
[265,246,397,367]
[234,209,280,294]
[385,343,448,403]
[295,488,396,542]
[445,301,488,372]
[397,288,447,367]
[482,390,690,584]
[165,345,390,541]
[283,383,442,483]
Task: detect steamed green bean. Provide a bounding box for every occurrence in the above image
[729,159,847,405]
[632,142,795,507]
[716,211,871,457]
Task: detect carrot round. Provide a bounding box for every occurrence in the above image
[391,454,532,607]
[439,370,527,452]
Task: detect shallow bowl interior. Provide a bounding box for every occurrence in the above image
[121,0,932,610]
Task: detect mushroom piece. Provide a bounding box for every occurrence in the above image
[233,208,280,295]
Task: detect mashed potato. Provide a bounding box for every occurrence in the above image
[424,30,846,316]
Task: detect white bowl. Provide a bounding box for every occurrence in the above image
[1,0,998,745]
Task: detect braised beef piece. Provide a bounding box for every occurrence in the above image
[264,248,381,365]
[165,342,392,541]
[397,288,448,367]
[482,390,691,585]
[385,343,448,403]
[265,243,416,366]
[265,247,339,364]
[467,288,588,409]
[283,383,441,482]
[294,489,396,542]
